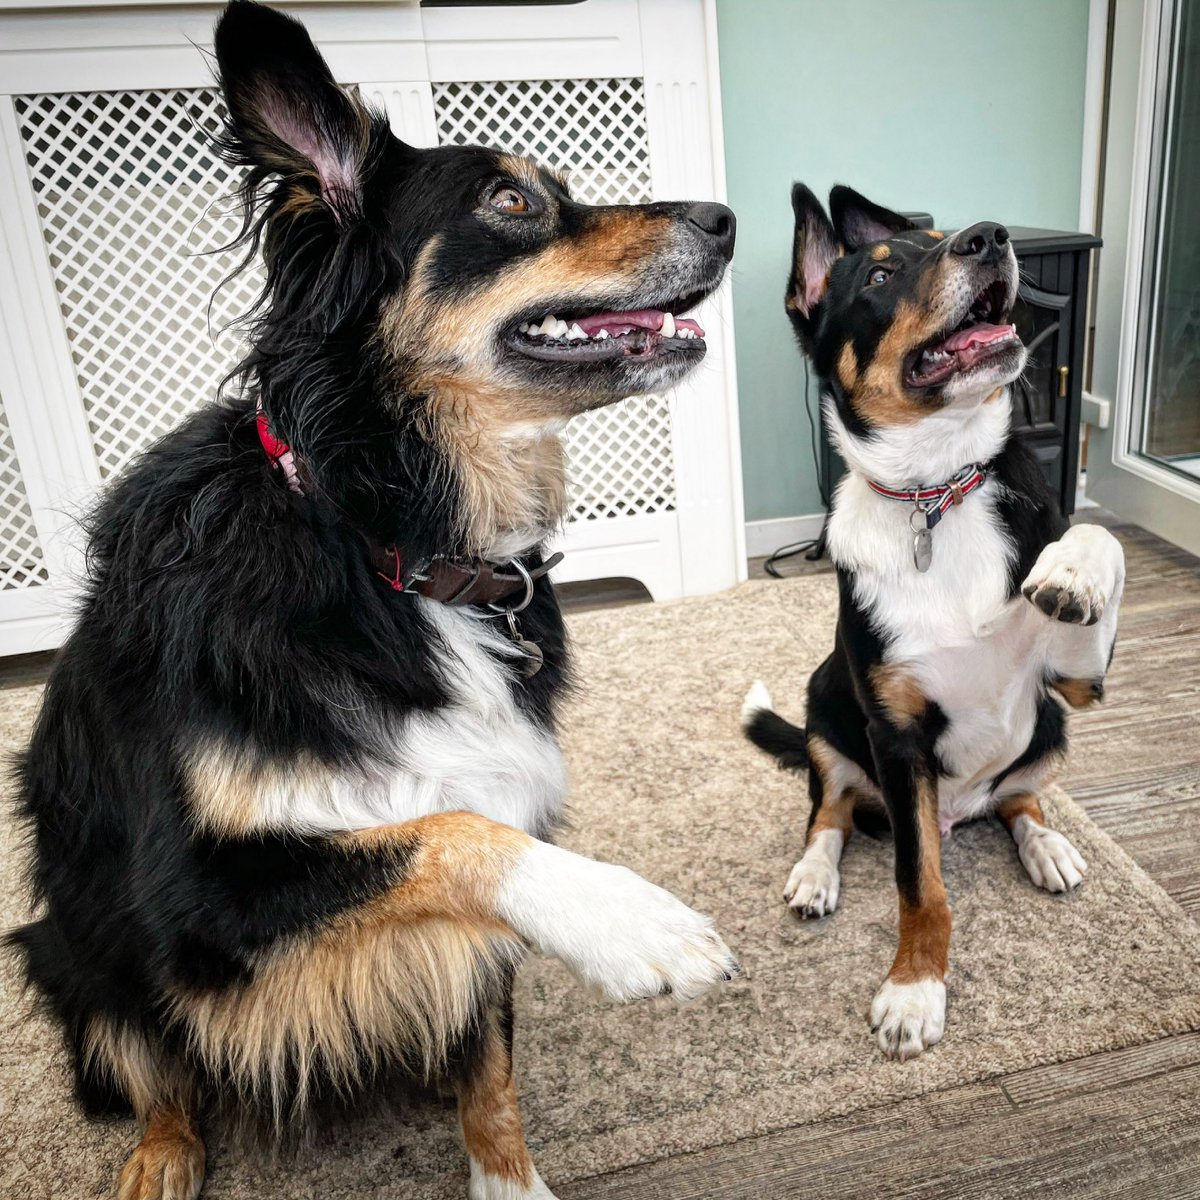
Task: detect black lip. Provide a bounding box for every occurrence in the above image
[501,273,723,366]
[509,327,706,365]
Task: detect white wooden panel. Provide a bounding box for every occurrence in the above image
[421,0,643,82]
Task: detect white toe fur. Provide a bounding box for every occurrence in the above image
[469,1162,559,1200]
[497,840,738,1003]
[870,978,946,1061]
[783,829,843,916]
[1011,813,1087,892]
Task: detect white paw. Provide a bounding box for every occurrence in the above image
[1021,525,1124,626]
[1013,816,1087,892]
[870,977,946,1061]
[498,841,739,1003]
[469,1161,559,1200]
[783,830,843,917]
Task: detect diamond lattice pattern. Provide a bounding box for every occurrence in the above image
[16,89,264,480]
[16,80,675,523]
[433,78,676,521]
[0,391,49,590]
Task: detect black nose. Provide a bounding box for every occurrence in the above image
[951,221,1010,263]
[686,201,737,259]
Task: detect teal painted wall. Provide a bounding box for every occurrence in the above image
[717,0,1092,523]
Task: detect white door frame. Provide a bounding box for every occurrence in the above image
[1087,0,1200,554]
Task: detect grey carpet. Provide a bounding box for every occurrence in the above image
[3,575,1199,1199]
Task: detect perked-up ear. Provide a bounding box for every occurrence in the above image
[828,185,916,252]
[214,0,373,221]
[787,183,840,323]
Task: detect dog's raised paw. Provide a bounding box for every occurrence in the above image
[1020,526,1124,625]
[500,843,739,1004]
[869,978,945,1061]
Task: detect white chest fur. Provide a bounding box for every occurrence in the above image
[243,599,569,837]
[829,474,1056,825]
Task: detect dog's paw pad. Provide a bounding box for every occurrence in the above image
[869,978,945,1061]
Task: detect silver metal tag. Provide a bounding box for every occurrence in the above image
[505,609,543,676]
[913,527,933,572]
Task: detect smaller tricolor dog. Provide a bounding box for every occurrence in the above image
[743,184,1124,1061]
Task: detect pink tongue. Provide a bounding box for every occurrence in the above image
[574,309,705,338]
[942,322,1016,354]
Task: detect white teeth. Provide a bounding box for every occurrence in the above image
[566,322,586,341]
[595,329,609,340]
[678,327,697,340]
[551,318,569,339]
[661,312,676,338]
[519,322,531,334]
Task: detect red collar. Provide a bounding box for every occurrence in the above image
[866,463,987,530]
[253,400,563,609]
[256,401,303,494]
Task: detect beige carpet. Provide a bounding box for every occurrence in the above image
[4,575,1200,1199]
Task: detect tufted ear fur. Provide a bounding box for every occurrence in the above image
[214,0,374,222]
[786,183,841,342]
[828,184,916,252]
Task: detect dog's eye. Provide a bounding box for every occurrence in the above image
[488,184,532,215]
[867,267,890,287]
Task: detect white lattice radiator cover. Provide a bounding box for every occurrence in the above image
[0,390,49,592]
[14,76,675,525]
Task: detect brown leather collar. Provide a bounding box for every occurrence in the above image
[256,401,563,610]
[366,540,564,609]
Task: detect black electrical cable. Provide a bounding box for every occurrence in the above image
[763,358,830,578]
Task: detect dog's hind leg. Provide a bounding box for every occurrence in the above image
[996,791,1087,894]
[81,1018,204,1200]
[782,735,865,918]
[459,992,558,1200]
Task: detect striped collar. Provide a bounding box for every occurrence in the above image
[866,462,988,531]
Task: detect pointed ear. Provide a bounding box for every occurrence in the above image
[214,0,374,221]
[828,185,916,252]
[787,183,840,325]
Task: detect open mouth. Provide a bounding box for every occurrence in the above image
[904,279,1021,389]
[506,286,712,365]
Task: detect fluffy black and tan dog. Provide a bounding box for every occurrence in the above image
[7,4,739,1197]
[742,184,1123,1061]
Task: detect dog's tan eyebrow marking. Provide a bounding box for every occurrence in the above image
[495,154,545,191]
[870,244,891,261]
[928,230,945,240]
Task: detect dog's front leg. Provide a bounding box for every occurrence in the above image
[353,811,738,1003]
[459,992,559,1200]
[1022,522,1125,688]
[867,735,950,1061]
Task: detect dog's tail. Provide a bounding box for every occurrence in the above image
[741,680,891,839]
[740,680,809,771]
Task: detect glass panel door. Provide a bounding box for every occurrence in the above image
[1135,0,1200,482]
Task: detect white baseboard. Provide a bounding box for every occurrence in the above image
[744,513,827,559]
